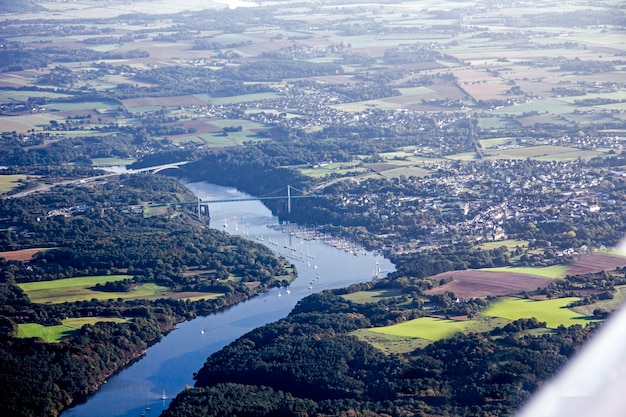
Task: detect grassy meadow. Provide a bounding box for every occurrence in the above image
[353,294,596,354]
[0,175,29,194]
[483,265,568,279]
[18,275,166,303]
[17,317,128,343]
[18,274,227,304]
[483,297,598,329]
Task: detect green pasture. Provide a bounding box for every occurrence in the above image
[194,92,279,106]
[378,151,412,162]
[517,113,573,128]
[571,285,626,317]
[170,134,238,147]
[359,294,596,353]
[483,265,567,279]
[493,99,574,116]
[0,90,72,101]
[208,33,259,46]
[479,239,529,251]
[173,131,267,147]
[0,175,28,194]
[445,151,480,161]
[17,317,128,343]
[1,113,65,133]
[483,297,598,329]
[299,162,367,179]
[45,101,119,113]
[341,288,404,304]
[380,166,433,179]
[369,317,471,340]
[483,145,608,161]
[125,106,163,113]
[87,44,121,53]
[351,328,431,354]
[18,275,173,304]
[181,293,223,302]
[207,118,267,131]
[479,138,515,149]
[478,114,516,130]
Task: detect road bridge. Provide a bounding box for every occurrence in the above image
[176,185,314,219]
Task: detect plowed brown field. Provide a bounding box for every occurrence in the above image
[425,252,626,299]
[567,253,626,275]
[425,270,551,299]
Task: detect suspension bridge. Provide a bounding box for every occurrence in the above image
[178,185,315,220]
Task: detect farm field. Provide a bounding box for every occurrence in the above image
[483,265,568,279]
[369,316,471,341]
[571,285,626,316]
[299,162,368,179]
[0,174,29,194]
[357,296,594,353]
[425,269,554,299]
[479,239,529,251]
[341,288,405,304]
[18,274,225,304]
[17,317,128,343]
[0,247,55,261]
[483,145,610,161]
[18,275,156,303]
[566,252,626,275]
[483,297,597,329]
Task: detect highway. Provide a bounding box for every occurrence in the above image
[3,161,191,200]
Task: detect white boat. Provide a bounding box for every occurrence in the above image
[161,390,167,400]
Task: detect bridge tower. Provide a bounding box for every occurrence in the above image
[287,185,291,214]
[197,198,210,220]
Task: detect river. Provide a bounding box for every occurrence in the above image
[61,182,395,417]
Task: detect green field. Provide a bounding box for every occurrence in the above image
[484,145,608,161]
[18,274,227,303]
[171,133,245,147]
[17,317,128,343]
[351,328,432,354]
[341,288,404,304]
[17,275,168,304]
[483,265,568,279]
[479,239,529,251]
[194,92,280,105]
[484,297,598,329]
[369,317,472,340]
[358,295,596,353]
[571,285,626,317]
[0,175,29,194]
[299,162,368,178]
[380,166,433,179]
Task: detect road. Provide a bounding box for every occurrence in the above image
[3,161,191,199]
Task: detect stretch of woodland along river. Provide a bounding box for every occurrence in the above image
[61,181,395,417]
